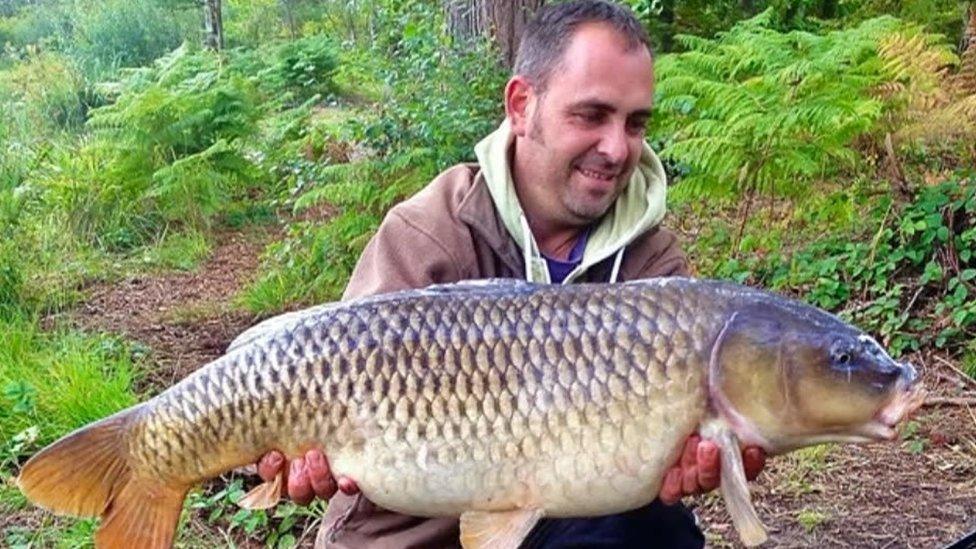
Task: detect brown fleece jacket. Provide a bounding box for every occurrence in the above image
[314,162,690,548]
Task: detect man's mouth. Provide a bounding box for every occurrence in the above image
[575,166,617,181]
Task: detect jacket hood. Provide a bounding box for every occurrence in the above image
[473,119,668,284]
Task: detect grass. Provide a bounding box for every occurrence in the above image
[0,315,140,475]
[0,316,132,549]
[135,229,213,272]
[796,507,830,533]
[775,444,834,496]
[962,348,976,380]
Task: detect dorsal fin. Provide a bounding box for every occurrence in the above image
[420,278,536,294]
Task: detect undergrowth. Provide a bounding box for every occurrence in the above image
[684,173,976,357]
[241,0,506,312]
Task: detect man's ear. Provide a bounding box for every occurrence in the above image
[505,75,534,137]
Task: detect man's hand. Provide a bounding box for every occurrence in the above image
[658,435,766,505]
[256,450,360,506]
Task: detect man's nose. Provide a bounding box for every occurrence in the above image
[597,123,629,164]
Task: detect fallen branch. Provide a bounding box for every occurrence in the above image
[932,355,976,389]
[923,396,976,407]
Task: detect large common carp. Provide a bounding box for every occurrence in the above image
[17,278,924,548]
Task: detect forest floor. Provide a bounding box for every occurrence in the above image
[9,225,976,548]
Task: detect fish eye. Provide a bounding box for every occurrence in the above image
[829,339,857,368]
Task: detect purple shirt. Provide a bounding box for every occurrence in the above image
[541,228,590,284]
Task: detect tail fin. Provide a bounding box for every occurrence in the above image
[16,406,190,548]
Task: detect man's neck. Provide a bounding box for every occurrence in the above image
[530,219,584,260]
[510,140,590,260]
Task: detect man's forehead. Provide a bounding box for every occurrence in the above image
[560,22,653,67]
[547,25,653,88]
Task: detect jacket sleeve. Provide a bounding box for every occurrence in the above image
[341,209,463,301]
[634,226,693,278]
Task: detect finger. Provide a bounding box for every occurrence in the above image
[288,458,314,505]
[696,441,720,492]
[743,447,767,481]
[306,450,337,500]
[681,461,699,495]
[337,476,360,495]
[257,451,285,482]
[659,467,682,505]
[680,435,700,468]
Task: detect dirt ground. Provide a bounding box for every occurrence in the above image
[72,229,270,392]
[19,226,976,547]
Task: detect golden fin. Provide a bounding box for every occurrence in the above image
[16,405,191,549]
[17,407,139,516]
[701,421,768,547]
[95,477,187,549]
[237,471,283,510]
[459,508,544,549]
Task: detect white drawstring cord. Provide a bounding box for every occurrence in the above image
[519,214,535,283]
[609,247,625,283]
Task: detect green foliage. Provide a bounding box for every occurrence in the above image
[350,0,506,166]
[136,229,212,272]
[67,0,197,77]
[243,153,434,310]
[230,34,339,105]
[0,0,196,78]
[654,12,904,199]
[0,317,138,472]
[243,0,506,312]
[797,507,830,532]
[962,346,976,379]
[624,0,966,53]
[900,419,927,453]
[42,45,262,250]
[697,175,976,356]
[0,49,94,131]
[184,477,324,547]
[838,0,968,45]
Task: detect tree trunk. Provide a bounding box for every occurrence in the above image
[445,0,546,68]
[962,2,976,55]
[659,0,674,53]
[281,0,298,39]
[203,0,223,51]
[956,2,976,94]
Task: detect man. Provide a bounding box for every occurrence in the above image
[257,1,765,546]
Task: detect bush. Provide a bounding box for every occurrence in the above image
[0,50,93,131]
[242,0,507,312]
[652,12,909,199]
[702,174,976,356]
[230,34,340,105]
[42,46,262,250]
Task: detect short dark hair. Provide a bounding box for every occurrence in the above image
[514,0,652,91]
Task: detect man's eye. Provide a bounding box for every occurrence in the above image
[575,112,603,123]
[627,119,649,134]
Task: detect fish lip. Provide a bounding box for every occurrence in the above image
[872,382,927,434]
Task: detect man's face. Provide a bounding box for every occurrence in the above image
[510,23,654,225]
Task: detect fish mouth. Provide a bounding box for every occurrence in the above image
[857,383,927,441]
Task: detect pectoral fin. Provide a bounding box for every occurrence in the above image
[702,422,768,547]
[459,508,544,549]
[237,471,283,510]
